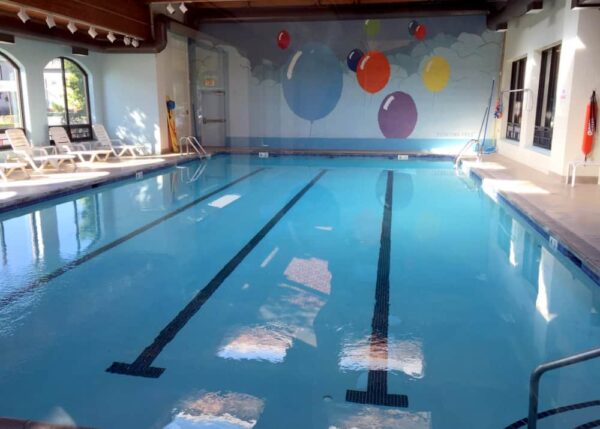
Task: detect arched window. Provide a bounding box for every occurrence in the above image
[43,58,92,141]
[0,52,24,145]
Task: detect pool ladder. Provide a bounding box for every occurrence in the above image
[525,347,600,429]
[179,136,209,158]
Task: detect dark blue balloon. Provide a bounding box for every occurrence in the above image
[346,48,364,73]
[282,43,343,122]
[408,20,419,36]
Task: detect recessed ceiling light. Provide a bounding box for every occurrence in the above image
[166,3,175,14]
[123,36,131,46]
[17,8,30,23]
[179,2,188,14]
[88,27,98,39]
[46,15,56,29]
[107,32,116,43]
[67,21,78,34]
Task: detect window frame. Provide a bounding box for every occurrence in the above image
[533,44,561,151]
[44,57,93,142]
[506,57,527,142]
[0,51,25,147]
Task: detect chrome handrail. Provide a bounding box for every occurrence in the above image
[528,347,600,429]
[179,136,208,157]
[454,138,479,169]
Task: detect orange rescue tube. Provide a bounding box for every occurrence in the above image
[582,91,597,160]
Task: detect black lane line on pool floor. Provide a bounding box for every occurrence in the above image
[0,168,267,309]
[346,170,409,408]
[107,169,327,378]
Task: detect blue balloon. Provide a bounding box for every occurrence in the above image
[282,43,343,122]
[346,48,364,73]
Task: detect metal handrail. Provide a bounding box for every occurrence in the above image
[179,136,208,157]
[454,138,480,169]
[528,347,600,429]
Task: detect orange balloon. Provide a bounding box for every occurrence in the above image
[356,51,390,94]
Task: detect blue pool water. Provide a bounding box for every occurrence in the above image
[0,154,599,429]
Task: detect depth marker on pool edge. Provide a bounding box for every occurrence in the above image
[107,169,327,378]
[346,170,409,408]
[0,168,268,309]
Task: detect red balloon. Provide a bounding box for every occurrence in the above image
[356,51,391,94]
[415,24,427,40]
[277,30,291,49]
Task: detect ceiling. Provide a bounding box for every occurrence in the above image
[182,0,509,22]
[1,0,580,51]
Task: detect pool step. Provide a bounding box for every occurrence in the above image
[0,417,96,429]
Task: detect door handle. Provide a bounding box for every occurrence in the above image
[203,118,226,124]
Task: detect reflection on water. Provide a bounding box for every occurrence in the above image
[339,336,424,379]
[218,262,331,363]
[165,392,264,429]
[218,324,293,363]
[329,405,431,429]
[284,257,332,295]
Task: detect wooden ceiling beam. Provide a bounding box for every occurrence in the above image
[1,0,152,39]
[189,1,492,22]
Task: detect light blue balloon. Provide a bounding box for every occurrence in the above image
[282,43,343,122]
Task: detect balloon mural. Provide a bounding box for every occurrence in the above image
[347,48,364,73]
[422,55,451,93]
[282,43,343,122]
[276,20,451,140]
[357,51,391,94]
[378,92,418,138]
[364,19,380,37]
[277,30,290,49]
[408,20,427,40]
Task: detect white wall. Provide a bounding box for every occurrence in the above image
[155,32,191,152]
[0,36,103,146]
[496,0,600,176]
[98,53,162,154]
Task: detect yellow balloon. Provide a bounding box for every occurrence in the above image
[422,56,451,93]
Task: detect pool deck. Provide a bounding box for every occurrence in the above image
[0,154,202,213]
[463,153,600,284]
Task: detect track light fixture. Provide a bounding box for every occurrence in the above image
[67,21,78,34]
[107,32,116,43]
[123,36,131,46]
[88,27,98,39]
[179,2,188,14]
[45,15,56,29]
[17,8,30,23]
[166,3,175,14]
[131,39,139,48]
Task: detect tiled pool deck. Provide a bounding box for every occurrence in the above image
[463,153,600,284]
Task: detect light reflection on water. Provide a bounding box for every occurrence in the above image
[165,392,264,429]
[339,335,425,378]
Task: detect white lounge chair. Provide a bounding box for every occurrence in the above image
[49,126,112,163]
[0,153,29,182]
[5,129,76,172]
[92,124,148,158]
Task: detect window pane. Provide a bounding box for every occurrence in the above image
[44,58,67,126]
[506,58,526,141]
[534,45,560,150]
[64,59,90,125]
[0,54,22,130]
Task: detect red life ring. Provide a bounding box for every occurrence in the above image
[582,91,597,160]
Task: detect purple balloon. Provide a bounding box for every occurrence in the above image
[378,91,418,139]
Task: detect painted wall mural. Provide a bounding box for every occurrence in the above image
[199,15,503,152]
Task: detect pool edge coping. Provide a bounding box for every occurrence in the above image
[468,167,600,287]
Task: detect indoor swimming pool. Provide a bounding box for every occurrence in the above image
[0,154,599,429]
